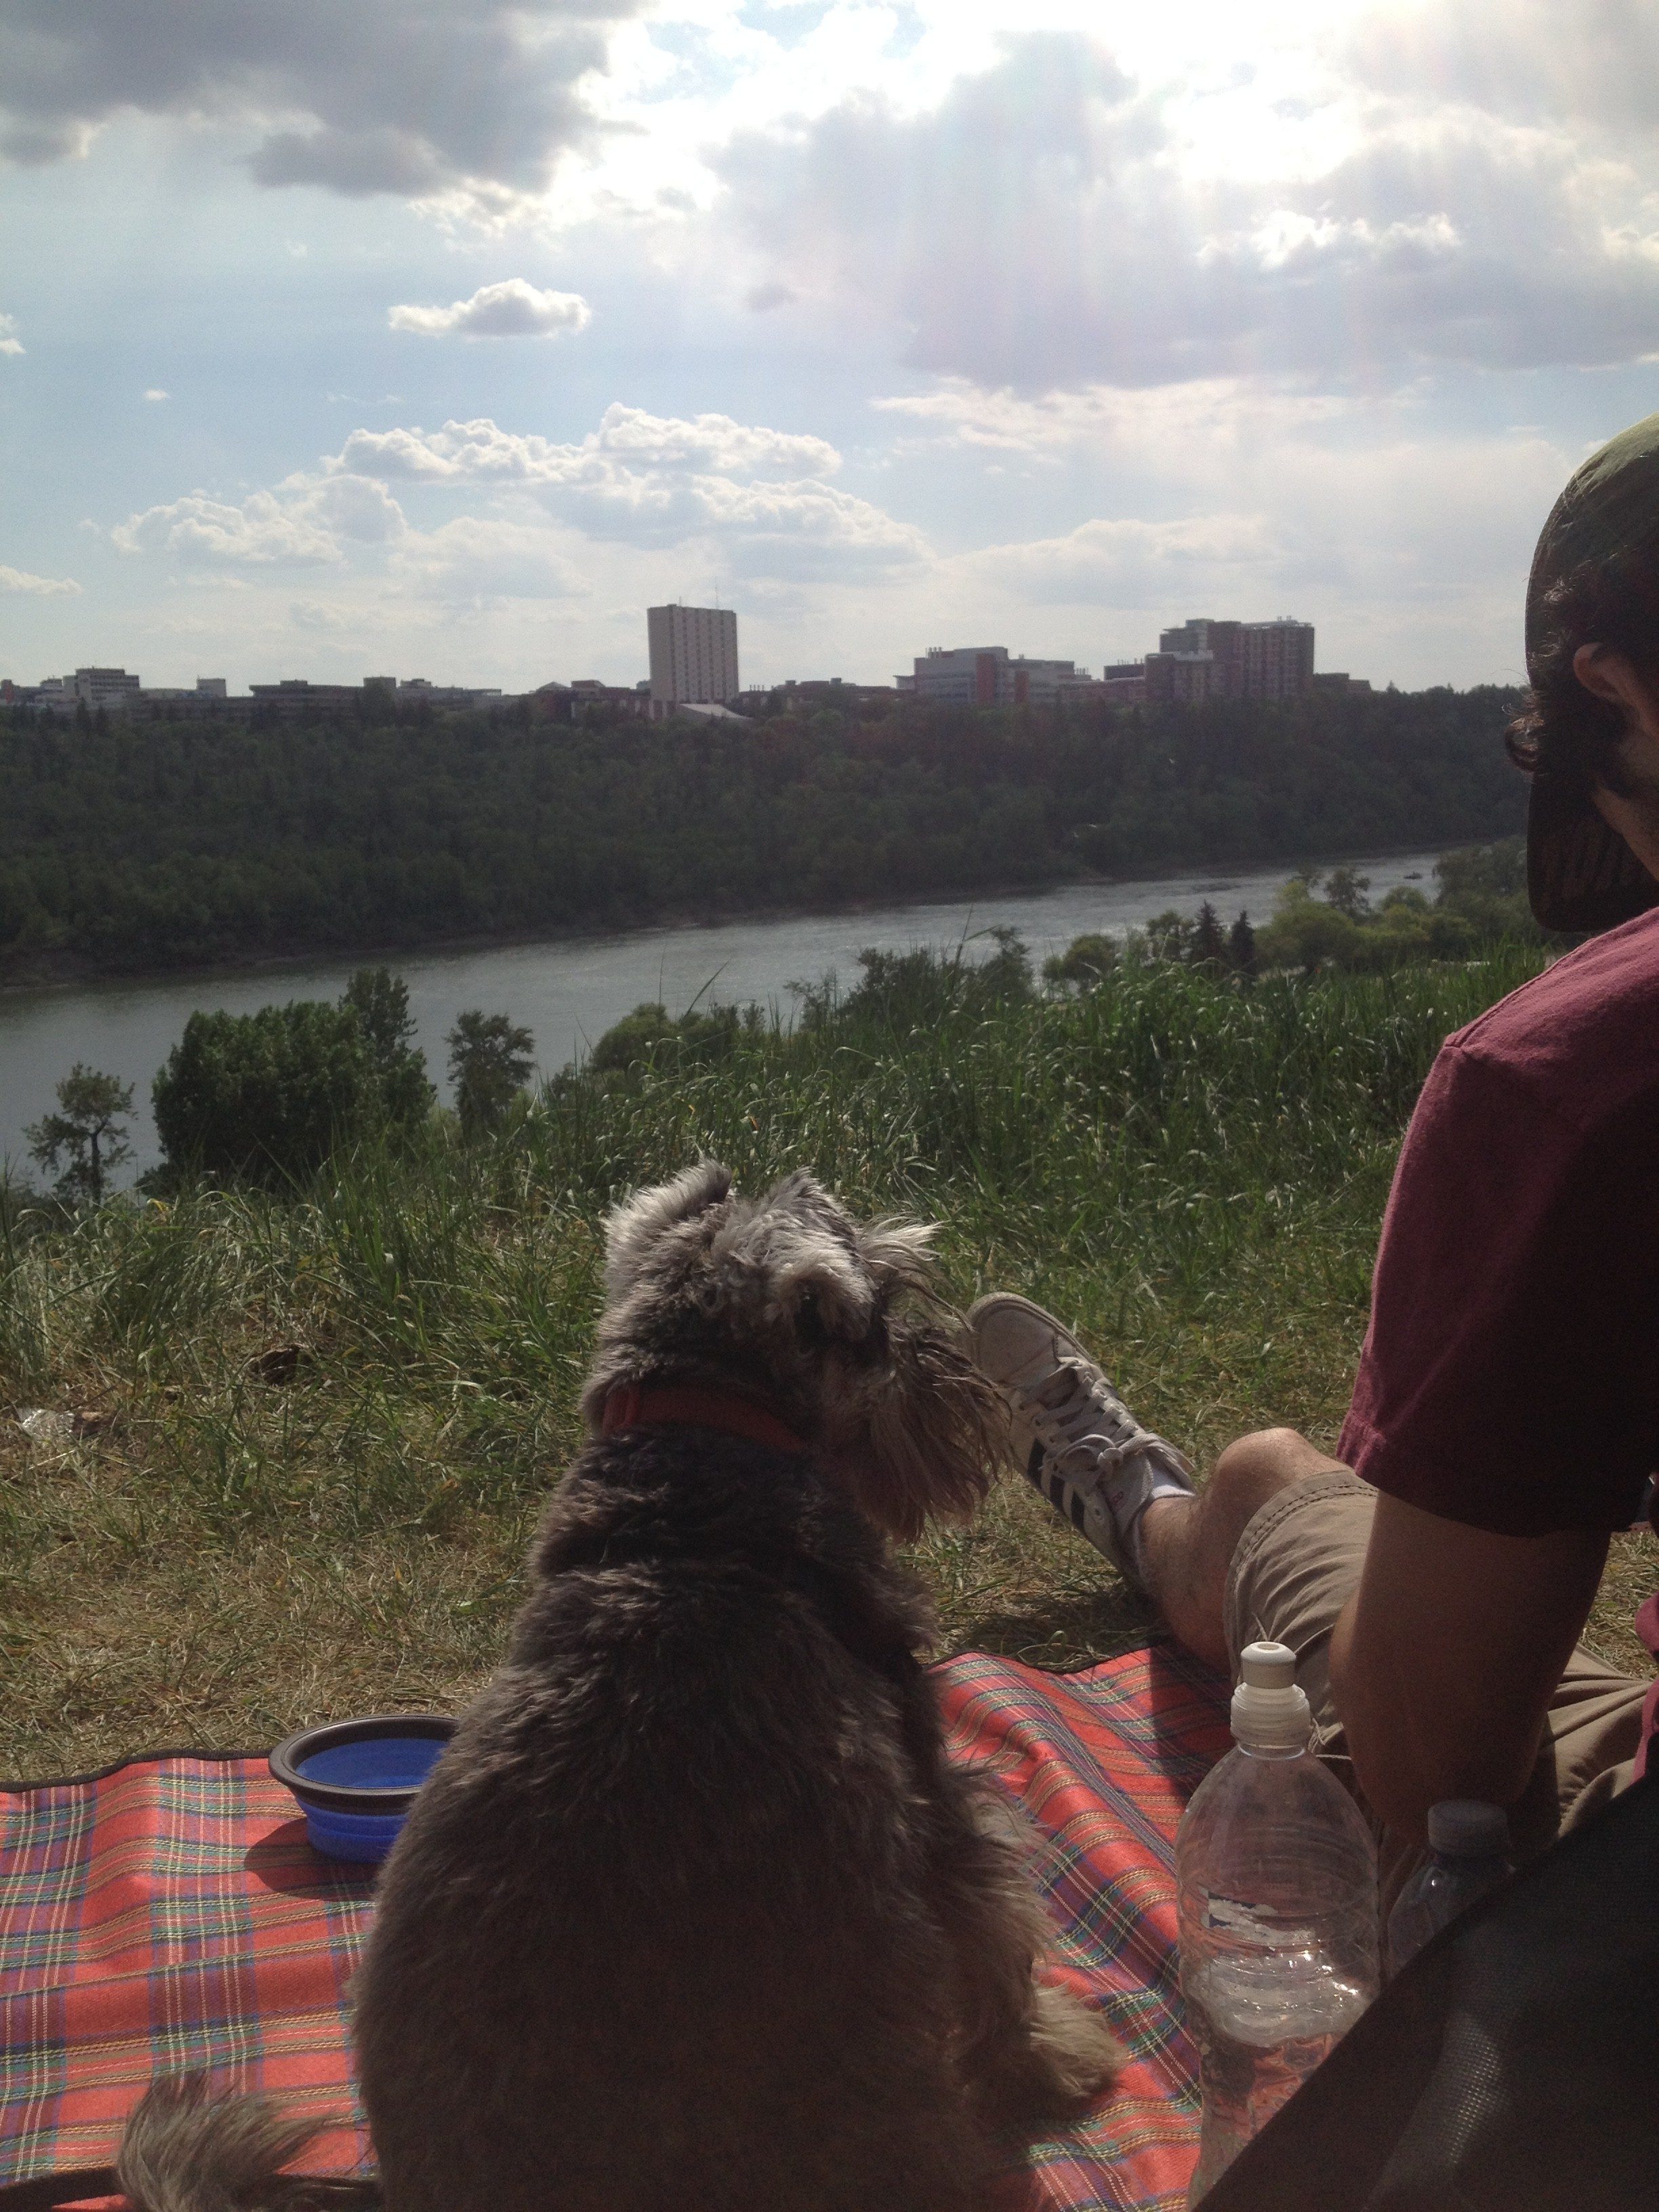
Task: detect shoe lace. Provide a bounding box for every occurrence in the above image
[1015,1357,1147,1488]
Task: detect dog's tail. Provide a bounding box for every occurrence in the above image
[117,2074,382,2212]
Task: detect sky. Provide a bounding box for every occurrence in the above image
[3,0,1658,695]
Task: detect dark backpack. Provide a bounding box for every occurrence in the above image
[1202,1773,1659,2212]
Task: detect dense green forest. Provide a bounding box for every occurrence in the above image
[0,686,1527,980]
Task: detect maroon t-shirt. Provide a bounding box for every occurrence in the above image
[1338,908,1659,1766]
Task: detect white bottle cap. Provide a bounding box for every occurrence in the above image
[1426,1799,1511,1858]
[1231,1639,1313,1752]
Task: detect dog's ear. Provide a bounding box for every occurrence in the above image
[854,1219,935,1292]
[604,1161,733,1294]
[742,1171,876,1343]
[762,1195,942,1361]
[778,1236,874,1345]
[830,1213,1004,1539]
[854,1324,1001,1540]
[762,1168,851,1237]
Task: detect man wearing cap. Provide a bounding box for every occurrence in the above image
[971,414,1659,1880]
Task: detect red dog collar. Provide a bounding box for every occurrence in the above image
[600,1384,808,1457]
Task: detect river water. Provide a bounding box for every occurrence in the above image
[0,849,1446,1184]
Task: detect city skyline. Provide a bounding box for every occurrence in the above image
[5,5,1658,696]
[7,605,1342,710]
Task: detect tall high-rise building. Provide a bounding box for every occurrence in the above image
[647,604,739,714]
[1238,618,1315,699]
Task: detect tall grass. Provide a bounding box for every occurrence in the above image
[3,946,1650,1773]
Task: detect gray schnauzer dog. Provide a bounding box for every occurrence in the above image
[119,1164,1122,2212]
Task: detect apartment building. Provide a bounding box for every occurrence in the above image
[647,604,740,716]
[1143,617,1316,703]
[534,678,654,722]
[899,646,1094,708]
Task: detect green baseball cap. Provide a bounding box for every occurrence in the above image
[1525,411,1659,931]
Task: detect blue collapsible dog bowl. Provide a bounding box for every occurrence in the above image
[269,1714,455,1863]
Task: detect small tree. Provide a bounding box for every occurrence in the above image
[1253,878,1366,973]
[447,1010,535,1136]
[976,925,1034,1000]
[152,1002,379,1186]
[1143,909,1195,963]
[1042,933,1118,992]
[590,1002,741,1077]
[1322,866,1372,921]
[1190,901,1228,970]
[26,1065,134,1204]
[342,967,434,1127]
[1229,910,1257,976]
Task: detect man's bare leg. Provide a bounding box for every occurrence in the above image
[1135,1427,1350,1671]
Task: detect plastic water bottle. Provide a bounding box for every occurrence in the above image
[1176,1641,1380,2204]
[1386,1799,1513,1978]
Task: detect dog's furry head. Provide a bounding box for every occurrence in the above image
[581,1162,1001,1540]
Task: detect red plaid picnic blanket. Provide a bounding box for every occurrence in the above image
[0,1644,1229,2210]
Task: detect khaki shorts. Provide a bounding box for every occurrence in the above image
[1222,1471,1650,1906]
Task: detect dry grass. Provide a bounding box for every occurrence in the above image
[2,946,1652,1777]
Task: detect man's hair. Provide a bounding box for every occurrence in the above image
[1509,554,1659,794]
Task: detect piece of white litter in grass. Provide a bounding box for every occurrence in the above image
[18,1408,77,1444]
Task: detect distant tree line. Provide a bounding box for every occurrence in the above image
[1039,842,1542,987]
[0,688,1528,981]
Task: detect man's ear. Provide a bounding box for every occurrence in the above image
[1573,642,1626,707]
[1572,644,1659,739]
[1574,646,1659,859]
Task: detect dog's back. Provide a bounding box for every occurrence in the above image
[355,1429,996,2212]
[119,1166,1114,2211]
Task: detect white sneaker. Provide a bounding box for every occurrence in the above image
[967,1292,1196,1584]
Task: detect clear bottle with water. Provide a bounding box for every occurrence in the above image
[1176,1641,1380,2205]
[1386,1799,1513,1978]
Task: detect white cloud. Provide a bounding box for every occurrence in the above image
[307,473,408,544]
[971,513,1284,606]
[143,387,169,401]
[113,491,341,565]
[903,409,1572,689]
[112,473,407,566]
[108,399,923,596]
[331,401,920,569]
[392,516,587,603]
[388,279,592,339]
[717,28,1659,390]
[1346,0,1659,140]
[872,376,1357,457]
[0,312,22,356]
[289,600,353,631]
[336,403,841,485]
[0,0,644,213]
[0,564,81,595]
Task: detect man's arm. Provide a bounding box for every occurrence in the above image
[1328,1492,1609,1843]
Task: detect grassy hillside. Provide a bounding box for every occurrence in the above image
[2,946,1651,1775]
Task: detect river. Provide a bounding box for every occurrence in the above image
[0,850,1446,1184]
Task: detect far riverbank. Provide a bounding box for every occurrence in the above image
[0,847,1452,1183]
[0,842,1460,1000]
